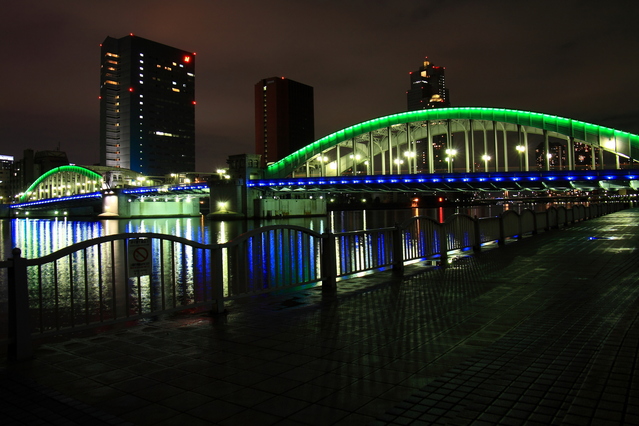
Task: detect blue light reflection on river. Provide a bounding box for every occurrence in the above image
[6,205,527,258]
[0,204,544,338]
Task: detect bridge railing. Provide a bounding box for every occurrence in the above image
[3,202,628,361]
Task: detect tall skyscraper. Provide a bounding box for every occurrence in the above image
[255,77,314,167]
[100,34,195,176]
[407,57,450,111]
[0,155,14,203]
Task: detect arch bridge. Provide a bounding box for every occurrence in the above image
[19,165,104,203]
[264,107,639,181]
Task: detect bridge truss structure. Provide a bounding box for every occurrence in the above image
[265,107,639,180]
[18,165,104,203]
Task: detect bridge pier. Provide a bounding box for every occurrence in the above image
[101,190,200,218]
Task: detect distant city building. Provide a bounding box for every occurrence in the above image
[100,34,196,176]
[407,58,451,172]
[535,141,567,169]
[407,57,450,111]
[0,155,14,203]
[255,77,315,167]
[535,141,598,170]
[574,142,596,169]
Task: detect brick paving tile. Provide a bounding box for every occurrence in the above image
[1,207,638,425]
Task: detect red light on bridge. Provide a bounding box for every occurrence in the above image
[129,87,134,92]
[438,197,444,203]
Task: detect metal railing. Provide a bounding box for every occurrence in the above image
[3,202,627,361]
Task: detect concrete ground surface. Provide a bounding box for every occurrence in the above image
[1,207,638,425]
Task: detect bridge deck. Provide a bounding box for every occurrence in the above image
[2,208,639,425]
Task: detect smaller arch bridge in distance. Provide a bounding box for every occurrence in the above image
[19,165,104,203]
[264,107,639,180]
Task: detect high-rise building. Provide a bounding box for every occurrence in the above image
[407,57,450,111]
[100,34,195,176]
[255,77,314,167]
[407,58,451,172]
[0,155,14,203]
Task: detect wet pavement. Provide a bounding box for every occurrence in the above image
[1,208,638,425]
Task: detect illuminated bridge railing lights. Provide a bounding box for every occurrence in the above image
[248,169,638,192]
[10,192,103,209]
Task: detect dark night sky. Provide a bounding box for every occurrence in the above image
[2,0,638,171]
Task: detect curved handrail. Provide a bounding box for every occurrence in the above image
[229,224,323,244]
[399,215,440,229]
[22,232,215,266]
[21,226,326,266]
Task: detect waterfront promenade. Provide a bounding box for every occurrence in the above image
[2,208,639,425]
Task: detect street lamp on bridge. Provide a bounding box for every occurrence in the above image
[318,155,329,176]
[404,151,416,174]
[516,145,526,171]
[482,154,491,172]
[445,149,457,173]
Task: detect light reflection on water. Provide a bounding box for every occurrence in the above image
[0,204,544,332]
[4,205,538,259]
[1,205,542,286]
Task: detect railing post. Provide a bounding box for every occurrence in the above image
[321,232,337,291]
[8,248,33,362]
[438,223,448,268]
[473,216,481,253]
[211,246,226,315]
[392,224,404,277]
[498,214,505,246]
[517,213,523,240]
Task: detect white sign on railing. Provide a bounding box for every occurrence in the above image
[128,238,152,277]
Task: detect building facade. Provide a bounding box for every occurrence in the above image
[255,77,314,167]
[0,155,13,203]
[407,57,450,111]
[407,58,451,171]
[100,34,195,176]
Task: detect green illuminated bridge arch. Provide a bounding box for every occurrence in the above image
[265,107,639,179]
[20,165,104,202]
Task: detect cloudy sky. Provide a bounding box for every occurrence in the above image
[2,0,638,171]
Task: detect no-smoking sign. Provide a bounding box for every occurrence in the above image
[128,238,152,277]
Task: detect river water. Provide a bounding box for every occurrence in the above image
[1,203,549,341]
[3,204,533,260]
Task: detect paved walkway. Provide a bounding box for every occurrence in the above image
[2,208,639,425]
